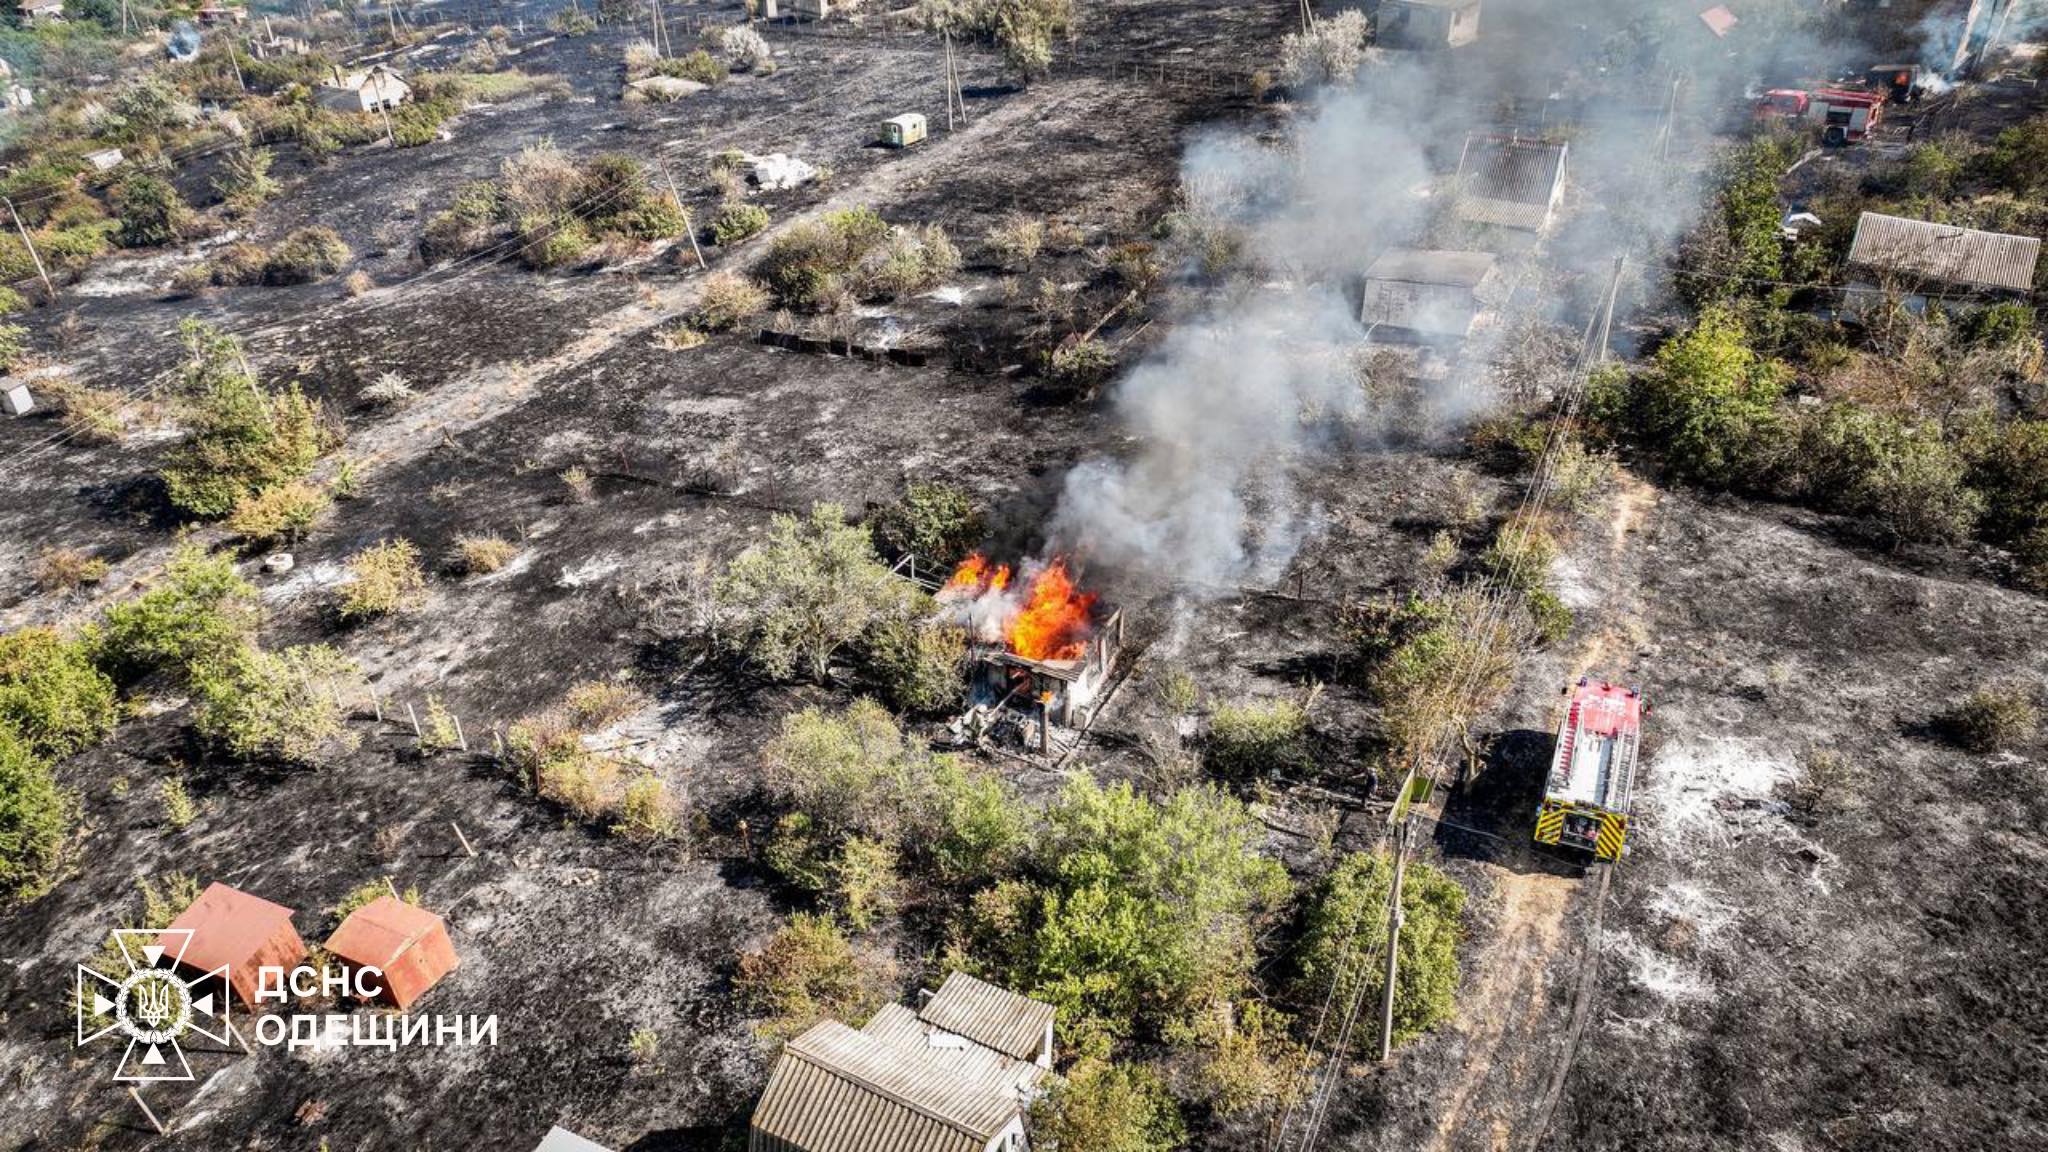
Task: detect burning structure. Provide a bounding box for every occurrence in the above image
[937,555,1124,739]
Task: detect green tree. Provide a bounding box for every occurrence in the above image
[1637,306,1790,488]
[860,617,966,714]
[714,503,916,681]
[1206,697,1312,778]
[870,480,985,566]
[963,778,1289,1045]
[1029,1058,1184,1152]
[734,912,881,1038]
[159,321,328,518]
[0,728,71,904]
[190,644,359,763]
[110,173,193,249]
[1294,852,1465,1052]
[0,628,118,758]
[1678,138,1792,310]
[94,545,262,683]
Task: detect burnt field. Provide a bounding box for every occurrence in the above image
[4,2,2048,1152]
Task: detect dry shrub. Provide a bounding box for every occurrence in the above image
[613,772,681,841]
[565,678,648,728]
[1045,219,1087,253]
[985,215,1044,270]
[34,547,109,592]
[734,912,885,1038]
[225,479,330,546]
[39,377,130,443]
[336,538,427,621]
[343,270,373,296]
[500,142,583,221]
[558,465,595,502]
[695,270,771,331]
[652,322,708,350]
[449,533,518,575]
[623,38,659,76]
[359,371,416,408]
[537,749,619,820]
[1938,684,2040,753]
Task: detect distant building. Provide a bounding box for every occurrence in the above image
[1361,248,1499,341]
[83,148,124,173]
[1843,211,2042,316]
[1454,134,1568,233]
[19,0,64,26]
[195,1,248,26]
[750,972,1055,1152]
[1378,0,1480,50]
[316,66,411,114]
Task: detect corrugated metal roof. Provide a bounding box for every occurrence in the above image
[324,895,443,970]
[1456,137,1568,232]
[1364,248,1497,288]
[750,1021,1019,1152]
[1847,212,2041,295]
[862,1004,1047,1100]
[917,972,1055,1062]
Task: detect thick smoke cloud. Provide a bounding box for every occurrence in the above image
[1048,0,1888,595]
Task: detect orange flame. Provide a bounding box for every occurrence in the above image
[1005,558,1097,662]
[942,553,1098,662]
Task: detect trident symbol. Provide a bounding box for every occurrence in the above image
[134,980,172,1030]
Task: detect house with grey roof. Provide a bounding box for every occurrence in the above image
[1454,135,1568,234]
[749,973,1054,1152]
[1361,248,1500,341]
[1843,211,2041,318]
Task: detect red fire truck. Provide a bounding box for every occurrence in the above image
[1752,86,1883,144]
[1533,678,1644,861]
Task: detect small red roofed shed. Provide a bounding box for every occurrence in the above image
[158,882,307,1007]
[324,896,458,1010]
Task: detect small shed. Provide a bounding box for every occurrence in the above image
[316,66,411,114]
[157,882,308,1007]
[196,2,248,25]
[323,895,459,1010]
[1843,210,2042,315]
[791,0,829,19]
[879,113,927,148]
[84,148,124,173]
[2,384,32,416]
[1455,135,1568,233]
[1361,248,1498,340]
[534,1126,614,1152]
[1378,0,1480,50]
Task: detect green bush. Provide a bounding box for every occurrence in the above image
[159,321,329,519]
[756,206,890,309]
[1524,587,1573,645]
[1978,115,2048,196]
[870,480,985,566]
[109,174,193,248]
[263,226,351,284]
[0,628,118,758]
[860,618,966,715]
[94,545,261,684]
[213,146,278,215]
[0,728,71,904]
[1046,337,1117,392]
[653,49,726,85]
[1029,1059,1184,1152]
[830,835,899,931]
[224,479,330,546]
[734,912,879,1037]
[1964,418,2048,549]
[191,644,359,763]
[1294,851,1465,1051]
[709,201,769,246]
[1207,697,1312,778]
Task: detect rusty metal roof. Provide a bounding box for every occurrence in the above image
[324,895,445,971]
[1847,212,2041,295]
[1456,136,1568,232]
[158,882,296,973]
[917,972,1055,1063]
[750,1020,1021,1152]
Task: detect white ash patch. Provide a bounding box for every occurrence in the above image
[1551,551,1596,609]
[557,554,622,589]
[262,561,354,604]
[468,547,537,586]
[922,284,979,306]
[1601,927,1712,1003]
[1646,879,1739,936]
[1640,737,1797,850]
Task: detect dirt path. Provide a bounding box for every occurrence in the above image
[1422,471,1657,1152]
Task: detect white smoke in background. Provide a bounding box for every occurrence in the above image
[1046,0,1868,596]
[168,20,202,61]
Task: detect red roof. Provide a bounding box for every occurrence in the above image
[324,896,458,1010]
[157,882,307,1006]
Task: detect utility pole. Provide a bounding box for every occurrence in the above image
[944,30,957,130]
[1595,254,1625,364]
[1376,817,1410,1063]
[7,197,53,303]
[658,157,707,270]
[1659,73,1682,163]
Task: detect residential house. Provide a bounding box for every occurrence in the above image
[1361,248,1500,341]
[1454,134,1568,233]
[316,65,411,114]
[749,973,1055,1152]
[1843,210,2041,316]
